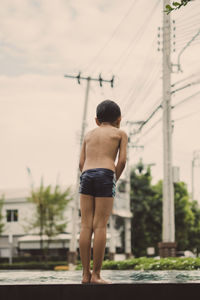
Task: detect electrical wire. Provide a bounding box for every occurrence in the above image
[171,72,200,87]
[110,0,161,74]
[126,66,162,118]
[176,9,200,26]
[143,127,162,147]
[118,36,157,106]
[173,90,200,108]
[123,62,161,119]
[83,0,138,73]
[121,62,160,109]
[173,108,200,122]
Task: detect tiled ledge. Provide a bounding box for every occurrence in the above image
[0,283,199,300]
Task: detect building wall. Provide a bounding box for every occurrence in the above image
[0,187,74,257]
[0,187,123,257]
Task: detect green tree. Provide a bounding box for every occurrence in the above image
[0,194,5,235]
[188,200,200,255]
[27,177,72,258]
[130,161,200,257]
[154,180,200,252]
[165,1,194,14]
[130,162,160,257]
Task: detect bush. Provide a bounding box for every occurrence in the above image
[0,256,67,264]
[76,257,200,271]
[0,261,67,270]
[2,257,200,271]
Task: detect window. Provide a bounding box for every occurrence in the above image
[6,210,18,222]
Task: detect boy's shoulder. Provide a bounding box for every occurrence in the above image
[84,127,128,140]
[118,129,128,140]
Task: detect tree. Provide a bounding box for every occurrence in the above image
[165,1,194,14]
[129,161,200,257]
[130,162,161,257]
[0,194,5,235]
[188,200,200,255]
[154,180,200,252]
[27,177,72,258]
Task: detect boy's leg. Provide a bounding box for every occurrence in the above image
[91,197,114,283]
[79,193,95,282]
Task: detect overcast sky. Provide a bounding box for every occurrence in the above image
[1,0,200,200]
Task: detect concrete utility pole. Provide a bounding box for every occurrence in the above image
[124,139,132,259]
[124,121,144,258]
[125,133,132,258]
[64,73,114,264]
[108,214,116,260]
[158,0,176,258]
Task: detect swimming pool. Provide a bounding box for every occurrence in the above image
[1,269,200,284]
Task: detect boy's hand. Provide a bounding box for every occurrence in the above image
[79,138,86,172]
[115,130,128,181]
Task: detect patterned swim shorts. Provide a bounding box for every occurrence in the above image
[79,168,116,198]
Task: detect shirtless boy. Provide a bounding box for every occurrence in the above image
[79,99,128,284]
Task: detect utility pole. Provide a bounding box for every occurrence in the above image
[158,0,176,258]
[64,72,114,264]
[124,121,144,258]
[124,133,132,259]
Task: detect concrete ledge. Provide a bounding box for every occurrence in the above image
[1,283,200,300]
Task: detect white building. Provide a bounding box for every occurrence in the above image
[0,185,128,259]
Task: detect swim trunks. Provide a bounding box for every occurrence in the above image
[79,168,116,197]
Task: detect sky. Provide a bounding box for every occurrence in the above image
[1,0,200,200]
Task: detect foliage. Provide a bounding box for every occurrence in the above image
[165,1,193,14]
[0,194,5,235]
[76,257,200,271]
[0,261,67,270]
[154,180,200,252]
[129,161,200,257]
[26,177,72,257]
[130,163,161,257]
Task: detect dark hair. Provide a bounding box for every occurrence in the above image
[96,100,121,123]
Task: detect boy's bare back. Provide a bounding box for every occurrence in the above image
[80,124,128,181]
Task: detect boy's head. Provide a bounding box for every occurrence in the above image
[96,100,121,127]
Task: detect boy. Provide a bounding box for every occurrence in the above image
[79,99,128,284]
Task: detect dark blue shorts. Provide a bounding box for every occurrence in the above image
[79,168,116,198]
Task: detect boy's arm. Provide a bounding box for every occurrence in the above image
[79,138,86,172]
[115,131,128,181]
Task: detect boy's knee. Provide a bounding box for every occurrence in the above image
[92,220,107,231]
[81,222,93,231]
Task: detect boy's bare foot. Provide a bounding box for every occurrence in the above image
[81,271,92,284]
[91,273,112,284]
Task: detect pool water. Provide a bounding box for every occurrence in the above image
[1,270,200,284]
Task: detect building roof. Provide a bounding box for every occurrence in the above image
[18,232,111,243]
[112,209,132,218]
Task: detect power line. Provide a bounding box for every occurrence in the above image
[130,89,200,143]
[171,72,200,87]
[83,0,138,73]
[173,108,200,122]
[110,0,161,74]
[118,37,157,105]
[126,66,161,118]
[138,117,162,140]
[143,126,162,147]
[173,90,200,108]
[123,63,161,119]
[137,103,162,132]
[176,28,200,72]
[176,10,200,26]
[171,80,200,94]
